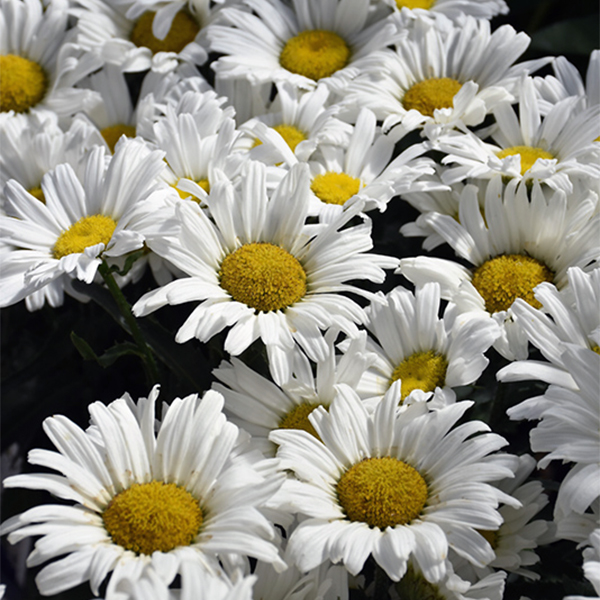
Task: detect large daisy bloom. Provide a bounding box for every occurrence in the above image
[353,282,500,407]
[398,179,600,360]
[0,138,179,310]
[0,386,285,598]
[132,161,398,384]
[0,0,103,120]
[269,384,517,583]
[435,76,600,193]
[342,16,545,139]
[380,0,508,23]
[206,0,403,93]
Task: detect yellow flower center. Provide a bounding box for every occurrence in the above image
[0,54,48,113]
[53,214,117,259]
[396,565,445,600]
[311,172,361,205]
[496,146,555,176]
[278,401,323,439]
[101,124,137,153]
[402,78,462,118]
[280,30,351,81]
[102,481,203,555]
[396,0,436,8]
[273,124,307,152]
[219,242,307,312]
[390,350,448,401]
[28,186,45,203]
[337,457,428,529]
[478,529,499,549]
[173,179,210,203]
[591,345,600,355]
[472,254,554,314]
[130,11,200,54]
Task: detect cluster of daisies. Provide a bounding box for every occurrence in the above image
[0,0,598,598]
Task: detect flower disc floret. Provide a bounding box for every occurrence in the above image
[53,215,117,259]
[273,124,307,152]
[390,350,448,400]
[402,78,462,118]
[0,55,48,113]
[280,30,351,81]
[103,481,203,555]
[311,172,361,205]
[496,145,555,176]
[101,124,137,153]
[279,402,322,438]
[396,0,436,8]
[28,186,45,203]
[130,11,200,54]
[472,254,554,313]
[337,457,428,529]
[219,242,307,312]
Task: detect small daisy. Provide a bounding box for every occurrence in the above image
[0,0,103,120]
[0,138,179,310]
[380,0,508,23]
[132,161,398,384]
[342,16,546,139]
[1,386,285,597]
[435,76,600,193]
[213,331,375,455]
[270,384,518,583]
[398,179,600,360]
[352,283,500,407]
[206,0,403,94]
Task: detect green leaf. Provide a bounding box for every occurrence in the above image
[70,331,100,361]
[110,249,147,277]
[530,16,600,54]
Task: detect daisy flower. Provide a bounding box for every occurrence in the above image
[352,283,499,407]
[342,16,546,139]
[206,0,403,93]
[497,266,600,390]
[0,138,179,310]
[0,0,102,120]
[269,384,517,582]
[435,76,600,193]
[380,0,508,23]
[132,161,398,384]
[398,179,600,360]
[213,331,375,455]
[0,386,285,597]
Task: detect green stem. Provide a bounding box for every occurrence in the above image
[98,261,159,385]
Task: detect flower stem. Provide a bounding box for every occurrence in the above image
[98,261,159,384]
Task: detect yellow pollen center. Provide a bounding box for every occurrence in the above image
[130,11,200,54]
[496,145,555,176]
[28,186,45,203]
[396,0,436,8]
[0,54,48,113]
[591,345,600,355]
[337,457,428,529]
[390,350,448,401]
[102,481,203,555]
[472,254,554,314]
[396,565,445,600]
[173,179,210,203]
[272,124,307,152]
[280,30,350,81]
[219,242,307,312]
[311,172,361,205]
[101,124,136,153]
[53,214,117,259]
[278,402,323,439]
[402,78,462,118]
[478,529,499,549]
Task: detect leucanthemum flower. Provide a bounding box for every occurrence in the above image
[206,0,403,94]
[342,16,545,140]
[380,0,508,23]
[213,331,375,455]
[0,386,285,598]
[351,283,499,408]
[269,384,518,583]
[132,161,398,384]
[399,179,600,360]
[0,138,179,310]
[0,0,103,120]
[435,76,600,193]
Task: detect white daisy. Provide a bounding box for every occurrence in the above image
[352,283,500,407]
[435,76,600,193]
[0,0,103,120]
[398,179,600,360]
[132,161,398,384]
[0,138,179,310]
[206,0,403,94]
[342,16,546,139]
[213,331,375,455]
[380,0,508,23]
[0,386,285,598]
[269,384,517,583]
